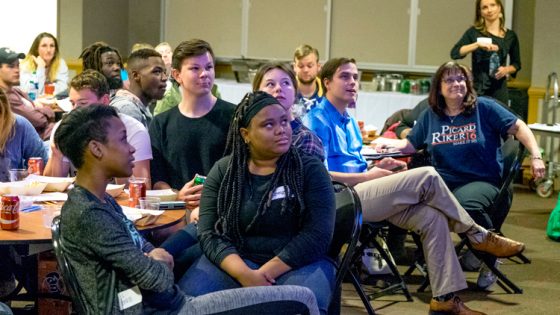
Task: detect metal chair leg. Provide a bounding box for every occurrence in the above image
[348,269,377,315]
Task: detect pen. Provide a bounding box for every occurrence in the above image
[21,205,42,213]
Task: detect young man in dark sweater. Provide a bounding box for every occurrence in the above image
[149,39,235,216]
[55,105,319,314]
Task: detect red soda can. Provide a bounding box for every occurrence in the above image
[1,195,20,230]
[28,157,44,175]
[128,178,146,207]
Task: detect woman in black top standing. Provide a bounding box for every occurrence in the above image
[450,0,520,104]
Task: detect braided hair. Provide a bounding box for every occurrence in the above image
[79,42,124,72]
[216,91,306,247]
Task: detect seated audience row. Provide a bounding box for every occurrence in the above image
[55,104,321,314]
[1,34,540,315]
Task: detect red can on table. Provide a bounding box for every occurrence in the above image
[28,157,44,175]
[129,178,146,207]
[1,195,20,230]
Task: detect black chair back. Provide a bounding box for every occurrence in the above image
[328,182,363,292]
[51,216,89,314]
[491,137,526,229]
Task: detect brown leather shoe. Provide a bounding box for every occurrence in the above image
[470,231,525,258]
[429,296,486,315]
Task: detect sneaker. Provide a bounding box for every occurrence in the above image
[460,250,482,272]
[429,295,486,315]
[470,231,525,258]
[477,260,501,290]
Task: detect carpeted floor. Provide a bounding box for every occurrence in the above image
[340,186,560,315]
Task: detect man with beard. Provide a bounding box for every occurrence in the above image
[0,47,54,140]
[110,49,167,128]
[79,42,125,97]
[293,44,323,111]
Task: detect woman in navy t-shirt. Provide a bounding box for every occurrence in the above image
[383,61,544,289]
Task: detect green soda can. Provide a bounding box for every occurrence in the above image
[194,175,206,186]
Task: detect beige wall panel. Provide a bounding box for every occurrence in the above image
[330,0,409,65]
[247,0,327,60]
[531,0,560,87]
[83,0,129,55]
[416,0,472,67]
[165,0,242,58]
[512,0,535,85]
[59,0,83,60]
[128,0,161,50]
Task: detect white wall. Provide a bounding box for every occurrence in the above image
[2,0,58,54]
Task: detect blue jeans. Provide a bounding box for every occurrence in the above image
[179,255,335,315]
[0,302,13,315]
[160,222,203,279]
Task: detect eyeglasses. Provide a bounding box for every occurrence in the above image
[443,75,467,84]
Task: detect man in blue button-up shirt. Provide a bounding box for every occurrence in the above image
[302,57,522,314]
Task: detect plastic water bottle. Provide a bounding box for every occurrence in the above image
[489,52,500,77]
[28,71,38,101]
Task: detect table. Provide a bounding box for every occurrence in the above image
[0,196,186,308]
[528,123,560,163]
[214,79,427,129]
[0,206,184,244]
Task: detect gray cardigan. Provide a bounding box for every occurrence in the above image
[60,186,184,314]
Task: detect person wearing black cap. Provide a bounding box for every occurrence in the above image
[179,91,336,315]
[0,47,54,140]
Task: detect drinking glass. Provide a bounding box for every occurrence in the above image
[9,169,28,182]
[42,205,60,228]
[138,197,161,211]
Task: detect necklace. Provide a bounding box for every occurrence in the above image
[447,114,460,123]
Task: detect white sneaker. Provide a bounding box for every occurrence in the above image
[477,260,501,290]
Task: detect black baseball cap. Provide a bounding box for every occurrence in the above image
[0,47,25,65]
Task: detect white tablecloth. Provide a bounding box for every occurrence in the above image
[215,79,427,129]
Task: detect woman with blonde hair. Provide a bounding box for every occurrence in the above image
[0,89,47,181]
[450,0,520,104]
[20,32,69,97]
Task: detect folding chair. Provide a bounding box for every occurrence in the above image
[457,137,529,293]
[327,182,363,315]
[340,214,412,315]
[405,137,528,294]
[346,220,413,315]
[51,216,91,314]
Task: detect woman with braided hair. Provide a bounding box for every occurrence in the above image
[179,91,336,314]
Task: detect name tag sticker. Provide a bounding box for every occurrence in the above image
[118,286,142,310]
[271,186,288,201]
